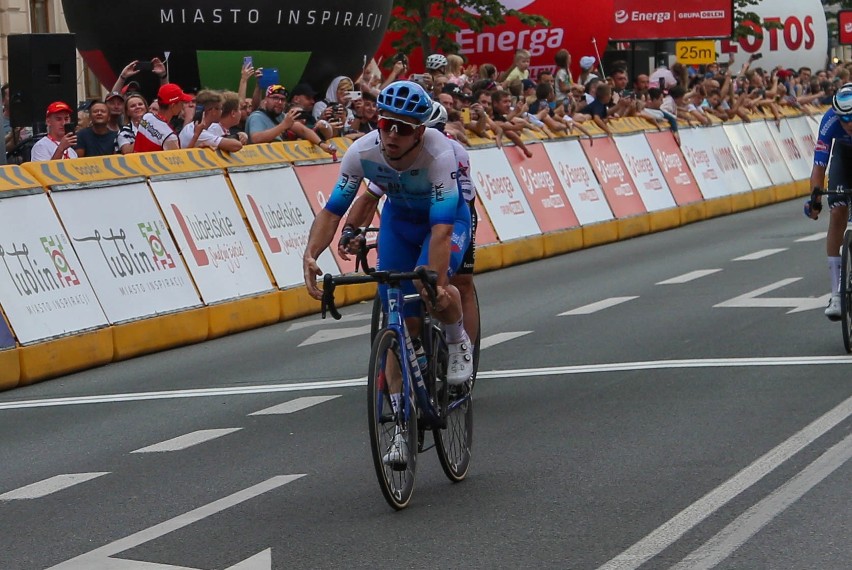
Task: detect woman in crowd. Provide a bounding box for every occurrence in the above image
[116,92,148,154]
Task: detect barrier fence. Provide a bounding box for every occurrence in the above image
[0,111,823,390]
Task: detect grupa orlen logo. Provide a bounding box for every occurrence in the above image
[461,0,537,15]
[614,10,628,24]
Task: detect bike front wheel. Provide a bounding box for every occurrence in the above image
[367,328,418,510]
[435,387,473,482]
[842,229,852,353]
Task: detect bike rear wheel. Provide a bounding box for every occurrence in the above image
[432,332,473,482]
[367,328,418,510]
[842,229,852,353]
[471,283,481,387]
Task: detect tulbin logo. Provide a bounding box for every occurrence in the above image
[0,236,80,297]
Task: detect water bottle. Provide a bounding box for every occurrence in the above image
[412,337,429,377]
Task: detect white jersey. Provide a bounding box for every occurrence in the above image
[178,122,226,149]
[366,135,476,203]
[30,135,78,161]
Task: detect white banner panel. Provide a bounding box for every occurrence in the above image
[678,127,732,199]
[613,134,677,212]
[723,123,771,190]
[229,166,339,288]
[704,125,752,194]
[544,140,614,226]
[468,147,541,241]
[149,174,274,303]
[51,182,202,323]
[744,121,794,185]
[788,115,818,161]
[767,119,812,181]
[0,193,108,344]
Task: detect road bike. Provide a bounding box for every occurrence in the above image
[320,267,473,510]
[806,187,852,352]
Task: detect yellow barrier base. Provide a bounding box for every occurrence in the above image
[751,187,775,208]
[704,196,733,218]
[502,235,545,266]
[475,244,504,273]
[731,191,757,212]
[542,228,584,257]
[617,215,651,240]
[343,282,378,305]
[0,349,20,391]
[279,287,322,321]
[774,181,799,202]
[679,201,707,225]
[112,307,209,361]
[208,292,280,339]
[19,328,114,386]
[583,221,619,248]
[648,209,681,232]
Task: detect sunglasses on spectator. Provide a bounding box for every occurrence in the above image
[377,116,422,136]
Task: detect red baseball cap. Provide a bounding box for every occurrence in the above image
[157,83,193,105]
[46,101,72,116]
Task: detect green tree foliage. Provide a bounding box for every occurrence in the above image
[387,0,549,65]
[734,0,782,39]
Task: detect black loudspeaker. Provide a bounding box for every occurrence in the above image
[7,34,77,131]
[602,49,652,82]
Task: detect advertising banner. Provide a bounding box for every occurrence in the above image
[294,162,379,274]
[705,125,753,193]
[723,124,772,190]
[612,0,733,40]
[766,119,812,181]
[644,132,704,205]
[473,200,499,246]
[840,10,852,45]
[149,174,274,304]
[580,138,646,219]
[744,121,794,186]
[230,166,339,288]
[544,140,613,226]
[502,146,579,233]
[678,127,732,199]
[0,313,15,349]
[787,116,818,163]
[0,194,108,344]
[613,133,677,212]
[51,182,202,324]
[468,147,541,241]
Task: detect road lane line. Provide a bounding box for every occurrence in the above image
[3,357,852,410]
[559,297,639,316]
[0,472,110,501]
[297,325,372,347]
[595,393,852,570]
[249,395,340,416]
[672,432,852,570]
[479,331,532,349]
[733,248,788,261]
[656,269,722,285]
[286,312,369,332]
[47,475,304,569]
[130,429,242,453]
[795,232,825,242]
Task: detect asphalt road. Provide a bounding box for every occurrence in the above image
[1,199,851,570]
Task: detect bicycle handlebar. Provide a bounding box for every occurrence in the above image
[320,267,439,321]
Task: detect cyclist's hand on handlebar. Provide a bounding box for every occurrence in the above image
[422,285,451,312]
[303,255,324,300]
[337,224,362,261]
[804,187,823,220]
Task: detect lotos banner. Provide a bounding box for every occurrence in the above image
[580,137,646,219]
[612,0,733,40]
[468,147,541,241]
[230,166,339,288]
[544,139,613,226]
[644,132,704,205]
[613,133,678,212]
[0,194,108,344]
[50,182,202,324]
[502,146,579,233]
[150,174,274,303]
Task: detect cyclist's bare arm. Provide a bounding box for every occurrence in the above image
[304,209,342,299]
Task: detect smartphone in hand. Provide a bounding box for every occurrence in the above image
[63,123,76,135]
[135,61,154,73]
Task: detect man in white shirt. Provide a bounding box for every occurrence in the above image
[178,90,245,152]
[30,101,78,161]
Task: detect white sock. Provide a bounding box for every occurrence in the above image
[445,317,468,344]
[829,256,842,295]
[390,393,401,415]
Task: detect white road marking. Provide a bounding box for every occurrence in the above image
[795,232,825,242]
[671,432,852,570]
[249,395,340,416]
[559,297,639,316]
[479,331,532,349]
[298,325,371,347]
[733,248,788,261]
[656,269,722,285]
[0,472,110,501]
[595,393,852,570]
[714,278,829,313]
[47,476,302,569]
[3,357,852,410]
[130,429,242,453]
[286,312,369,332]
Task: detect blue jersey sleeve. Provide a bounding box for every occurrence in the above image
[324,148,365,217]
[428,147,461,226]
[814,110,852,167]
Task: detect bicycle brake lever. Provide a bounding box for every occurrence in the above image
[321,274,342,320]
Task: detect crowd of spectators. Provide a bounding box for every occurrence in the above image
[0,47,841,163]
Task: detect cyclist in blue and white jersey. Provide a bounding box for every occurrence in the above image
[806,83,852,320]
[338,101,481,351]
[303,81,474,392]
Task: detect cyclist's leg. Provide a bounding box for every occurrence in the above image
[450,204,478,344]
[825,146,852,295]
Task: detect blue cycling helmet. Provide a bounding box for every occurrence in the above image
[833,83,852,116]
[377,81,432,122]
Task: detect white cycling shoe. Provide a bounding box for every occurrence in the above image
[447,334,474,385]
[825,294,842,321]
[382,428,409,468]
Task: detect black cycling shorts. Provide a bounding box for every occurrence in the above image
[827,143,852,208]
